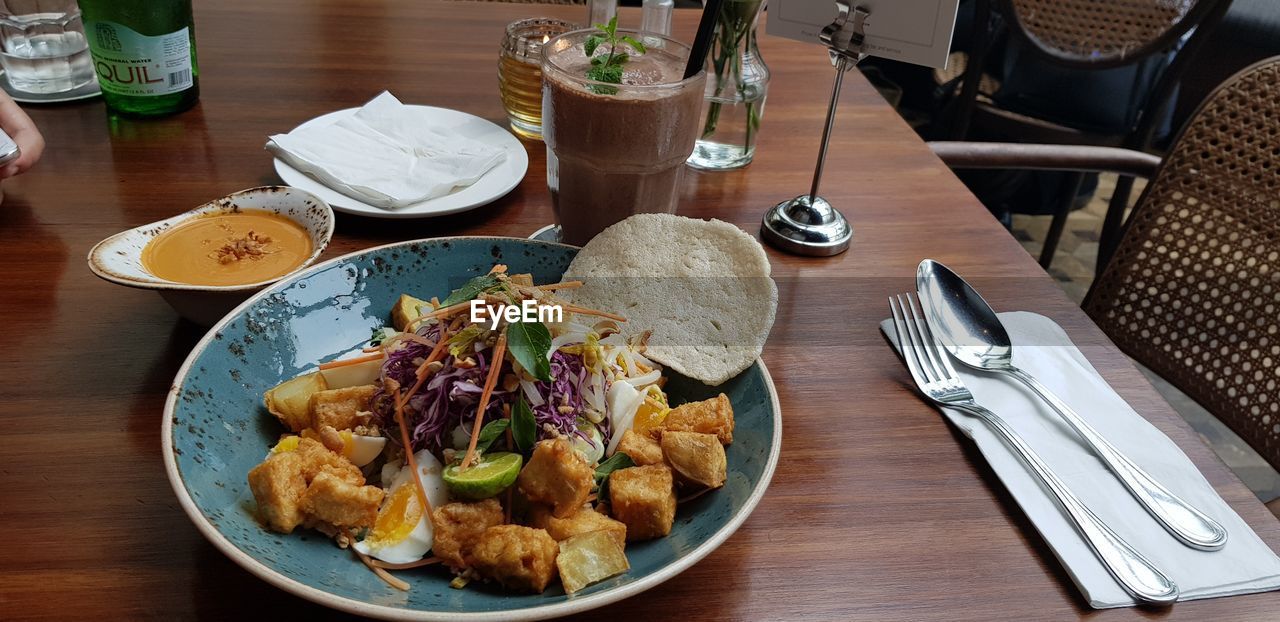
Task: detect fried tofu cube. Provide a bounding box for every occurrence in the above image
[264,372,328,432]
[608,465,676,541]
[309,385,377,431]
[659,394,734,444]
[432,499,505,570]
[509,273,534,286]
[299,471,384,528]
[660,431,727,489]
[616,429,665,466]
[293,437,363,484]
[248,438,366,533]
[391,294,430,331]
[248,451,309,533]
[469,525,559,593]
[557,530,630,594]
[529,505,627,549]
[517,438,595,518]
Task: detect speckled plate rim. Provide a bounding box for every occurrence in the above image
[162,235,783,621]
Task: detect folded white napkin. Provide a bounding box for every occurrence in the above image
[881,311,1280,608]
[266,92,506,209]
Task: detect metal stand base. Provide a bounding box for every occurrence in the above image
[759,1,868,257]
[761,195,852,256]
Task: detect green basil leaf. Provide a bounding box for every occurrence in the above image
[605,15,618,35]
[594,452,635,481]
[512,397,537,451]
[440,274,500,307]
[507,320,552,382]
[474,418,511,454]
[620,35,646,55]
[594,452,635,500]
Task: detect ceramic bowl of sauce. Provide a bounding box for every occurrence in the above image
[89,186,334,326]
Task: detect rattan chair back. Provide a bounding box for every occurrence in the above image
[1084,57,1280,469]
[1001,0,1221,68]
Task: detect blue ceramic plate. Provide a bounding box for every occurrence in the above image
[163,237,782,621]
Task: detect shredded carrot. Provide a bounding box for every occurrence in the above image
[535,280,583,291]
[393,332,438,349]
[318,351,384,370]
[353,544,410,591]
[584,493,597,504]
[372,556,443,570]
[404,333,438,347]
[563,304,627,322]
[396,329,452,410]
[394,390,434,520]
[406,300,473,331]
[460,329,508,471]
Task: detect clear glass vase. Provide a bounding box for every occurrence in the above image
[687,0,769,171]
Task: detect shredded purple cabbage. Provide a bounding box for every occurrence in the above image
[533,351,594,442]
[372,323,604,457]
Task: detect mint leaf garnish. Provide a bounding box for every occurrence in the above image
[582,15,643,93]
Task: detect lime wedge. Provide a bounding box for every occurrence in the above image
[443,452,523,500]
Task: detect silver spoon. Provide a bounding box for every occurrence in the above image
[916,259,1228,551]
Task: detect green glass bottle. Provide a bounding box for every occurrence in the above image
[77,0,199,117]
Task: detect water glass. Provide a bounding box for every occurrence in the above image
[0,0,93,94]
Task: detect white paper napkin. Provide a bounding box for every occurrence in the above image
[881,311,1280,608]
[266,92,506,209]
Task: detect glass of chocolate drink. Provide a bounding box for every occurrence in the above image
[541,29,706,246]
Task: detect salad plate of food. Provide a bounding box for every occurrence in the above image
[164,217,780,620]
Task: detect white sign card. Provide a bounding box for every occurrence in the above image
[766,0,961,69]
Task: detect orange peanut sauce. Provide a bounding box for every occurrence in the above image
[142,211,311,286]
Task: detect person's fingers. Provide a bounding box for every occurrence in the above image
[0,91,43,176]
[9,126,44,171]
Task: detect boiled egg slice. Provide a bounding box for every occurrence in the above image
[605,381,645,456]
[354,450,447,564]
[339,431,386,467]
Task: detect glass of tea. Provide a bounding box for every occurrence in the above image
[498,18,575,141]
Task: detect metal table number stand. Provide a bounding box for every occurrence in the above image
[761,2,869,256]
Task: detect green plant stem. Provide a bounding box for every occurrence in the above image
[699,0,764,155]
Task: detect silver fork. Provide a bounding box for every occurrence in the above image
[890,293,1179,606]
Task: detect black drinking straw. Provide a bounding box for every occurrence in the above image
[683,0,725,79]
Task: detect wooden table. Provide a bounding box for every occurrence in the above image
[2,1,1277,620]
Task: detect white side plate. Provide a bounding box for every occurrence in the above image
[272,106,530,219]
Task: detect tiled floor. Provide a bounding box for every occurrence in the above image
[1012,175,1280,503]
